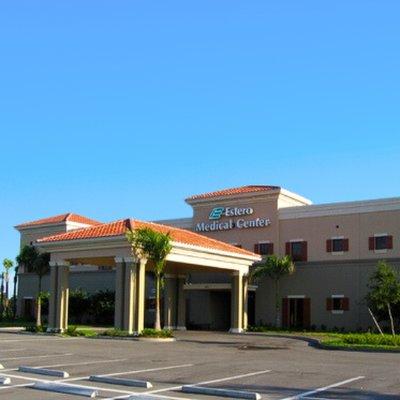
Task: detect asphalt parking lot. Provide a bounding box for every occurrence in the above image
[0,330,399,399]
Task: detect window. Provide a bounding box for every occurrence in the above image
[326,238,349,253]
[369,235,393,252]
[286,241,307,262]
[326,295,349,312]
[254,242,273,256]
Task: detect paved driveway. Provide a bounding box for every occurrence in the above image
[0,330,398,399]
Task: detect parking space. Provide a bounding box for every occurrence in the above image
[0,331,399,399]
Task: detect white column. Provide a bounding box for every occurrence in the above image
[123,257,137,334]
[242,274,249,331]
[48,261,70,333]
[230,271,243,334]
[135,258,146,334]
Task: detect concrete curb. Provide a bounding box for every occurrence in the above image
[136,337,176,342]
[19,366,70,378]
[182,385,261,399]
[0,376,11,385]
[33,382,97,398]
[129,396,164,400]
[89,375,152,388]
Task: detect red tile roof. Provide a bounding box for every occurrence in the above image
[37,219,257,257]
[186,185,280,201]
[16,213,101,228]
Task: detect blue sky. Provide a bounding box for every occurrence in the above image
[1,1,399,270]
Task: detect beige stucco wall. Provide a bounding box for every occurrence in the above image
[279,210,400,261]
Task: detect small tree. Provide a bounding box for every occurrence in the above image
[2,259,14,317]
[16,246,50,327]
[126,228,172,331]
[251,255,295,327]
[366,261,400,336]
[32,253,50,327]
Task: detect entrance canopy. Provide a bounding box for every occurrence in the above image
[35,218,260,334]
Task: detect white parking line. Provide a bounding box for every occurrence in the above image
[105,369,272,400]
[61,363,194,383]
[0,348,26,352]
[0,337,80,343]
[279,376,365,400]
[0,352,73,361]
[36,358,128,369]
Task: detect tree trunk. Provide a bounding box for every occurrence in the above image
[275,279,281,328]
[387,303,395,336]
[368,307,384,336]
[154,275,161,331]
[36,296,42,327]
[0,273,4,316]
[36,277,42,327]
[13,273,18,319]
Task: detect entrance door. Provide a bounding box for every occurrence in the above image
[210,291,231,331]
[282,297,310,329]
[247,291,256,327]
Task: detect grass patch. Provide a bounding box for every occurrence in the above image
[248,326,400,351]
[321,333,400,350]
[63,325,97,337]
[139,328,173,338]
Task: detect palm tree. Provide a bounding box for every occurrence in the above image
[251,255,295,327]
[3,259,14,298]
[32,253,50,327]
[2,259,14,315]
[16,246,50,327]
[126,227,172,331]
[12,264,19,319]
[0,271,4,317]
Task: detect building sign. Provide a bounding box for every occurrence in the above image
[195,206,271,232]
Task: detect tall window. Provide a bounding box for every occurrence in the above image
[286,241,307,262]
[254,242,273,256]
[326,238,349,253]
[369,235,393,251]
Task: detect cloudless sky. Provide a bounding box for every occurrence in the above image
[1,1,400,272]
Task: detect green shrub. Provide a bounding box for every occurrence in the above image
[101,328,131,337]
[89,290,115,325]
[25,325,46,333]
[139,328,173,338]
[69,289,90,324]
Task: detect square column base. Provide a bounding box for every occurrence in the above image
[229,328,244,334]
[175,326,187,331]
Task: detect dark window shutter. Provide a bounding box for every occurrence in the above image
[282,298,289,327]
[326,298,333,311]
[267,242,274,255]
[285,242,291,256]
[369,237,375,251]
[303,298,311,328]
[254,244,259,254]
[343,239,349,252]
[342,297,350,311]
[326,239,332,253]
[302,241,308,261]
[387,235,393,250]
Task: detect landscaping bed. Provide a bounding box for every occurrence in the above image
[247,326,400,352]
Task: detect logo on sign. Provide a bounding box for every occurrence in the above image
[209,207,225,220]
